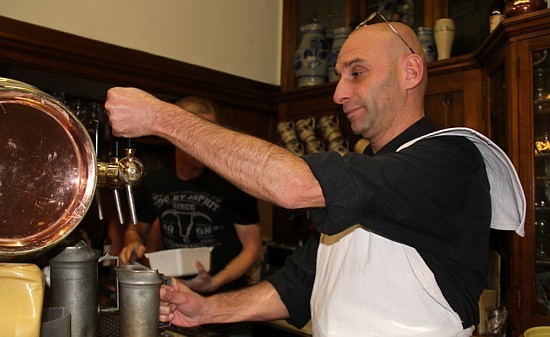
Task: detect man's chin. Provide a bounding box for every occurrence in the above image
[349,122,362,135]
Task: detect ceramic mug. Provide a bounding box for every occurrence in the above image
[318,114,339,128]
[354,138,370,153]
[324,129,344,143]
[277,120,295,133]
[285,142,305,157]
[318,114,343,142]
[305,138,324,153]
[279,129,300,146]
[296,117,317,142]
[328,139,349,156]
[277,121,299,146]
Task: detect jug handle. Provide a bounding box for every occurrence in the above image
[98,253,120,313]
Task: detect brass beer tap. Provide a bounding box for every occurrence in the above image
[118,140,144,225]
[96,137,143,225]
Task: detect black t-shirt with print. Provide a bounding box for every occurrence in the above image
[136,166,260,292]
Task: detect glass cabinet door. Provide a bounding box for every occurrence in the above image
[480,10,550,335]
[534,47,550,316]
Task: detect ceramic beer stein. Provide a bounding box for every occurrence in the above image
[318,114,343,143]
[277,120,300,146]
[285,142,305,157]
[416,27,436,62]
[328,139,349,156]
[294,23,330,87]
[296,117,317,143]
[305,138,325,154]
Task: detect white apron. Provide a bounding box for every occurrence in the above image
[312,227,473,337]
[310,128,525,337]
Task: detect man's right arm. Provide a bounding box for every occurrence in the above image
[159,279,289,327]
[105,87,325,210]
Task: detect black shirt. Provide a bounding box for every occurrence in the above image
[136,166,260,292]
[267,118,491,329]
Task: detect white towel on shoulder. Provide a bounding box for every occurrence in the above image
[397,127,526,236]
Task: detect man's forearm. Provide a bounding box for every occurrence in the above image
[153,103,325,209]
[203,281,289,324]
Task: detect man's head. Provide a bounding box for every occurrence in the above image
[175,96,218,123]
[333,18,427,152]
[174,97,218,170]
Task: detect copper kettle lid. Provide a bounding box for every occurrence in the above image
[0,78,97,260]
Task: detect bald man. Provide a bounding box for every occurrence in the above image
[105,16,524,337]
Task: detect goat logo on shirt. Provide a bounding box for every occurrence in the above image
[161,209,214,245]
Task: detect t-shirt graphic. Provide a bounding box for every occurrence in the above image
[154,191,221,249]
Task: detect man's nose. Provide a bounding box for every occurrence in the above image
[333,79,349,105]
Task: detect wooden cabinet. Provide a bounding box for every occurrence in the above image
[425,54,484,131]
[281,0,450,90]
[476,9,550,336]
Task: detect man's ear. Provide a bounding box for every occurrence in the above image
[403,54,424,90]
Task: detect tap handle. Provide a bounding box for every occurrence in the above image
[111,136,121,159]
[95,191,104,221]
[124,137,134,151]
[126,185,138,225]
[112,188,125,225]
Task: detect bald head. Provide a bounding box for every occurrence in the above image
[333,21,427,150]
[346,21,427,93]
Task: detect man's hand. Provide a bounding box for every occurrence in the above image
[181,261,216,293]
[105,87,168,138]
[119,240,146,264]
[159,278,206,327]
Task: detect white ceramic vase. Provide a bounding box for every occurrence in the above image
[434,18,455,61]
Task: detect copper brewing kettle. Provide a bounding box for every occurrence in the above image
[0,77,97,260]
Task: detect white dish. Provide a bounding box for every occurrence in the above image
[145,247,212,277]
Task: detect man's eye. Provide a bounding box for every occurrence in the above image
[351,71,363,78]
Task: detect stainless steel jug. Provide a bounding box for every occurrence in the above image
[49,241,101,337]
[115,264,164,337]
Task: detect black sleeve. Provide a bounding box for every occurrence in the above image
[265,231,320,328]
[303,136,489,255]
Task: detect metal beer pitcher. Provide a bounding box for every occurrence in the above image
[49,240,102,337]
[115,264,164,337]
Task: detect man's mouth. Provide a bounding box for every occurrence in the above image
[344,106,362,117]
